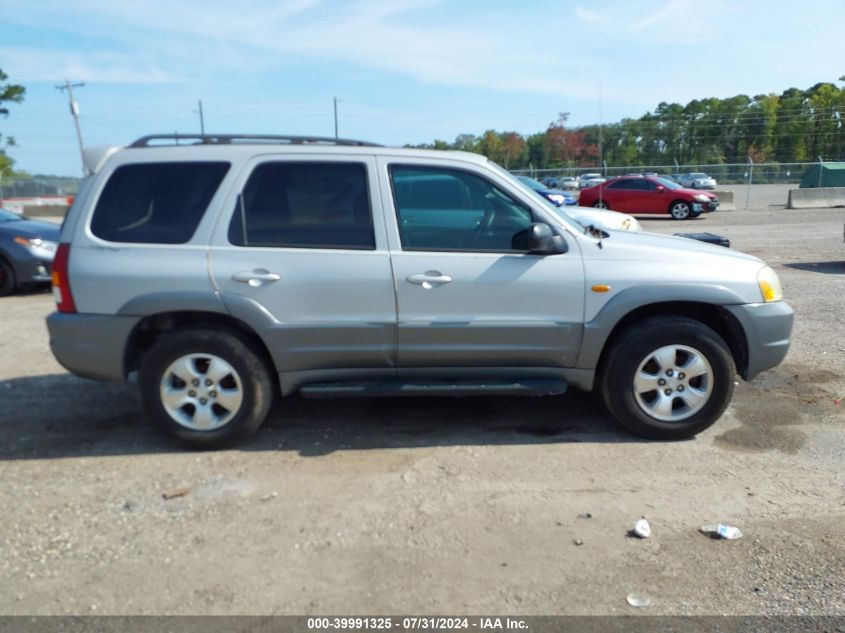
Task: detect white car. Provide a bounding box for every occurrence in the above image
[554,205,641,232]
[578,172,606,189]
[678,172,717,189]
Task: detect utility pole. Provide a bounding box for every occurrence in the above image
[598,83,604,173]
[55,79,86,175]
[334,96,339,139]
[197,100,205,134]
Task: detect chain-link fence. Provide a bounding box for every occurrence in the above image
[513,160,845,186]
[1,160,843,206]
[0,177,81,200]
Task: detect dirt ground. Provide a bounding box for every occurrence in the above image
[0,205,843,616]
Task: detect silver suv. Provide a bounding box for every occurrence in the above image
[47,134,793,448]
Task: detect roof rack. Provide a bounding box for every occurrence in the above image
[129,134,382,148]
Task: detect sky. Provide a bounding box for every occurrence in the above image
[1,0,844,176]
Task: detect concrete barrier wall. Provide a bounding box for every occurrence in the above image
[787,187,845,209]
[713,190,734,211]
[23,205,69,218]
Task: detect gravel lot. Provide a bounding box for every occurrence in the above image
[0,203,843,616]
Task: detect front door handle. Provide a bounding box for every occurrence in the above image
[232,269,281,287]
[407,271,452,289]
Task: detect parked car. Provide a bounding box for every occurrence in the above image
[551,205,641,232]
[557,176,578,190]
[47,133,792,448]
[516,175,577,206]
[0,207,60,296]
[579,175,719,219]
[578,172,606,189]
[677,172,717,189]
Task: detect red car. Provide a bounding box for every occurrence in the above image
[578,175,719,220]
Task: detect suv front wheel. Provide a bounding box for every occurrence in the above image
[601,317,735,440]
[139,329,274,448]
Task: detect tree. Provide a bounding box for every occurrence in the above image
[412,78,845,171]
[453,134,479,153]
[500,132,525,168]
[546,112,571,165]
[0,68,26,174]
[477,130,505,165]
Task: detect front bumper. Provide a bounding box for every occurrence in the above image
[725,301,794,380]
[692,199,719,213]
[47,312,141,381]
[15,256,52,283]
[6,246,54,283]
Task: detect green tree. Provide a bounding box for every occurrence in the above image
[0,68,26,175]
[453,134,479,153]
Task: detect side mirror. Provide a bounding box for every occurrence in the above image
[655,185,665,192]
[512,223,567,254]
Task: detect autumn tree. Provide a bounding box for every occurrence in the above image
[501,132,525,168]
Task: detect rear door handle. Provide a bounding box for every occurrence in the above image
[232,269,281,286]
[407,271,452,289]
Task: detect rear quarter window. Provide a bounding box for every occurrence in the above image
[90,162,230,243]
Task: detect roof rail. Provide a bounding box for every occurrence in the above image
[129,134,382,148]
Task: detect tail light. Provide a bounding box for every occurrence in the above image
[51,243,77,313]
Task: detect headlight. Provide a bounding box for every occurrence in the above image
[694,194,710,202]
[13,236,58,257]
[547,194,566,205]
[757,266,783,302]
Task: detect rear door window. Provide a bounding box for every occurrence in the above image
[228,162,375,250]
[608,178,637,190]
[91,162,229,243]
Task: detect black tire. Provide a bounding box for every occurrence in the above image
[669,200,691,220]
[593,200,610,209]
[0,258,16,297]
[139,329,274,448]
[690,209,702,218]
[600,316,735,440]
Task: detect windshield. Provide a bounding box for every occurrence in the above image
[690,173,708,178]
[515,175,545,191]
[487,161,584,232]
[0,208,23,222]
[654,177,683,190]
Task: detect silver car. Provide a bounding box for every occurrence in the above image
[678,172,717,189]
[47,134,793,448]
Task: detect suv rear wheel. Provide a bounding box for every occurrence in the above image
[139,329,274,448]
[601,316,734,440]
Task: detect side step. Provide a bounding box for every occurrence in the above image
[299,378,567,398]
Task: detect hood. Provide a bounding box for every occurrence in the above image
[566,206,640,231]
[596,228,758,263]
[578,229,768,308]
[0,217,61,240]
[540,187,575,197]
[676,186,716,198]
